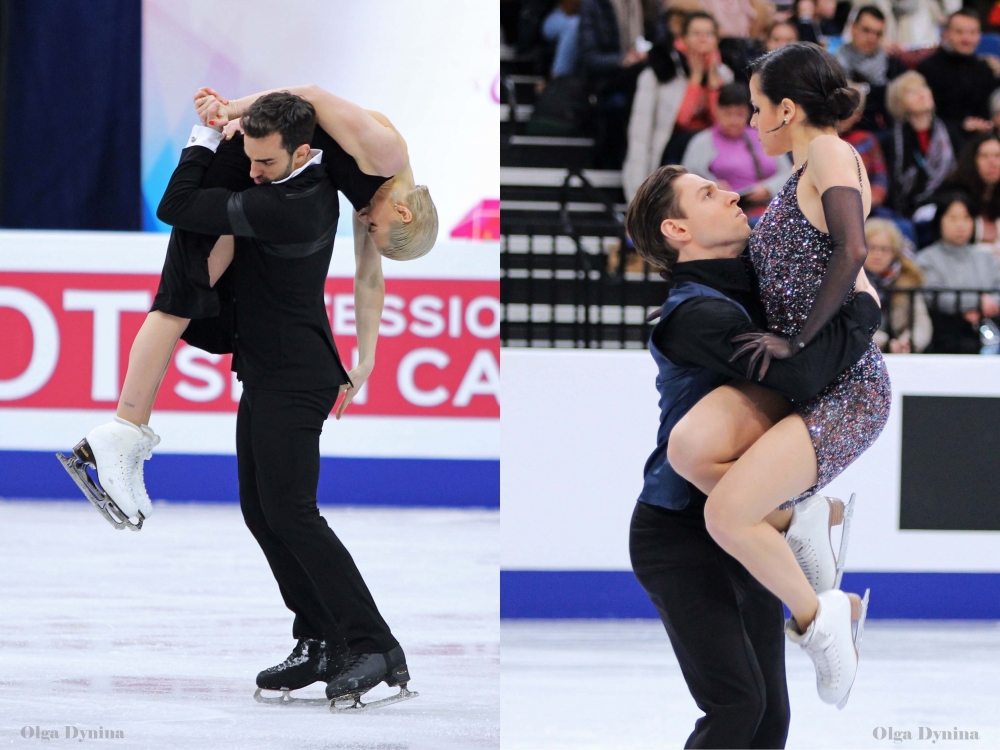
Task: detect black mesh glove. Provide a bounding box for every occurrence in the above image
[731,186,868,380]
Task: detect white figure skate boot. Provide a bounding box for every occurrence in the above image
[131,425,160,520]
[56,417,145,530]
[784,493,856,593]
[786,588,871,709]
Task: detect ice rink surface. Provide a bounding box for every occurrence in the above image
[0,500,498,750]
[502,619,1000,749]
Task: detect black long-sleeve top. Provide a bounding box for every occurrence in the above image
[156,125,389,391]
[654,255,880,403]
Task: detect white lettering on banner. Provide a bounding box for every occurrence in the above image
[398,348,450,407]
[62,290,151,401]
[449,296,462,338]
[453,350,501,406]
[0,287,60,400]
[409,295,446,338]
[465,296,501,339]
[231,371,243,402]
[350,347,368,404]
[380,295,406,336]
[333,294,356,336]
[173,347,225,402]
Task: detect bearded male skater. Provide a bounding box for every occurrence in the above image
[624,166,879,748]
[151,92,415,710]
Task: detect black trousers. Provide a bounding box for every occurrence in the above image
[237,385,398,655]
[629,502,790,749]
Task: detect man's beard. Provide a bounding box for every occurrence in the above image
[257,155,296,185]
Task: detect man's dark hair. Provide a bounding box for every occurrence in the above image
[946,8,981,29]
[241,92,317,155]
[625,165,687,281]
[855,5,885,24]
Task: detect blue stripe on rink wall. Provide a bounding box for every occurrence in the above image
[501,570,1000,620]
[0,450,499,508]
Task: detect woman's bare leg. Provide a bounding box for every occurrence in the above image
[116,313,190,426]
[669,381,793,531]
[702,414,821,628]
[115,236,234,427]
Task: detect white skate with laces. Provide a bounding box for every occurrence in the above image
[786,588,871,709]
[784,493,856,593]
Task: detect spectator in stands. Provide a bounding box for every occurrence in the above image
[864,218,932,352]
[834,5,906,132]
[623,11,734,198]
[579,0,649,167]
[664,13,733,162]
[991,87,1000,134]
[938,132,1000,244]
[700,0,770,74]
[917,191,1000,352]
[663,0,708,39]
[543,0,583,77]
[792,0,844,45]
[841,0,948,51]
[681,82,792,219]
[838,84,888,208]
[764,18,800,50]
[916,9,998,144]
[883,71,957,217]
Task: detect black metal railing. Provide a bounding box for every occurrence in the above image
[501,238,1000,353]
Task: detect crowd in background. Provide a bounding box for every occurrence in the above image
[501,0,1000,353]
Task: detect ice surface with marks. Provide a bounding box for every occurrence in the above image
[502,619,1000,749]
[0,501,498,750]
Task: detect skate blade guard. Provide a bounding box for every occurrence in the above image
[253,684,418,712]
[56,440,144,532]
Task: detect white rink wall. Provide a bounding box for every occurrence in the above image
[501,350,1000,618]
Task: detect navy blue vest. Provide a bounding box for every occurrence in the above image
[637,282,751,510]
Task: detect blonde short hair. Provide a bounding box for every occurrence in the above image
[864,218,905,257]
[885,71,932,122]
[384,185,438,261]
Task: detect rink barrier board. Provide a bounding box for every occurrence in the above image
[0,450,499,508]
[500,570,1000,620]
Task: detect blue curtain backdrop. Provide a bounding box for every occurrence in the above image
[0,0,141,230]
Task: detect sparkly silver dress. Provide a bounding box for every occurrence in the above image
[749,163,892,509]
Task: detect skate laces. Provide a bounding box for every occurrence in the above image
[340,653,369,675]
[268,640,312,672]
[787,536,819,583]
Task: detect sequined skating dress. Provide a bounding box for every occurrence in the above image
[749,163,891,509]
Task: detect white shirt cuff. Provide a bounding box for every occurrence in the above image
[185,125,223,153]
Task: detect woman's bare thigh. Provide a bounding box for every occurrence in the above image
[671,380,792,466]
[207,235,234,287]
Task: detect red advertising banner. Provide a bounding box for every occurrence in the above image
[0,273,500,418]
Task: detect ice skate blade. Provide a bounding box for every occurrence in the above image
[252,687,329,706]
[56,452,144,532]
[330,685,419,713]
[833,493,856,590]
[836,587,871,711]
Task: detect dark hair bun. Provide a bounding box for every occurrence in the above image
[747,43,858,127]
[829,86,862,121]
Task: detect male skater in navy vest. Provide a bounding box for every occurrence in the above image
[624,166,880,748]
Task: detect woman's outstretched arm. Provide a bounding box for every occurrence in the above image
[197,85,407,177]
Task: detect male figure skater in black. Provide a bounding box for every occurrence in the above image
[625,166,880,747]
[156,92,413,708]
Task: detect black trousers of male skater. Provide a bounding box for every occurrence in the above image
[630,501,790,749]
[237,385,399,656]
